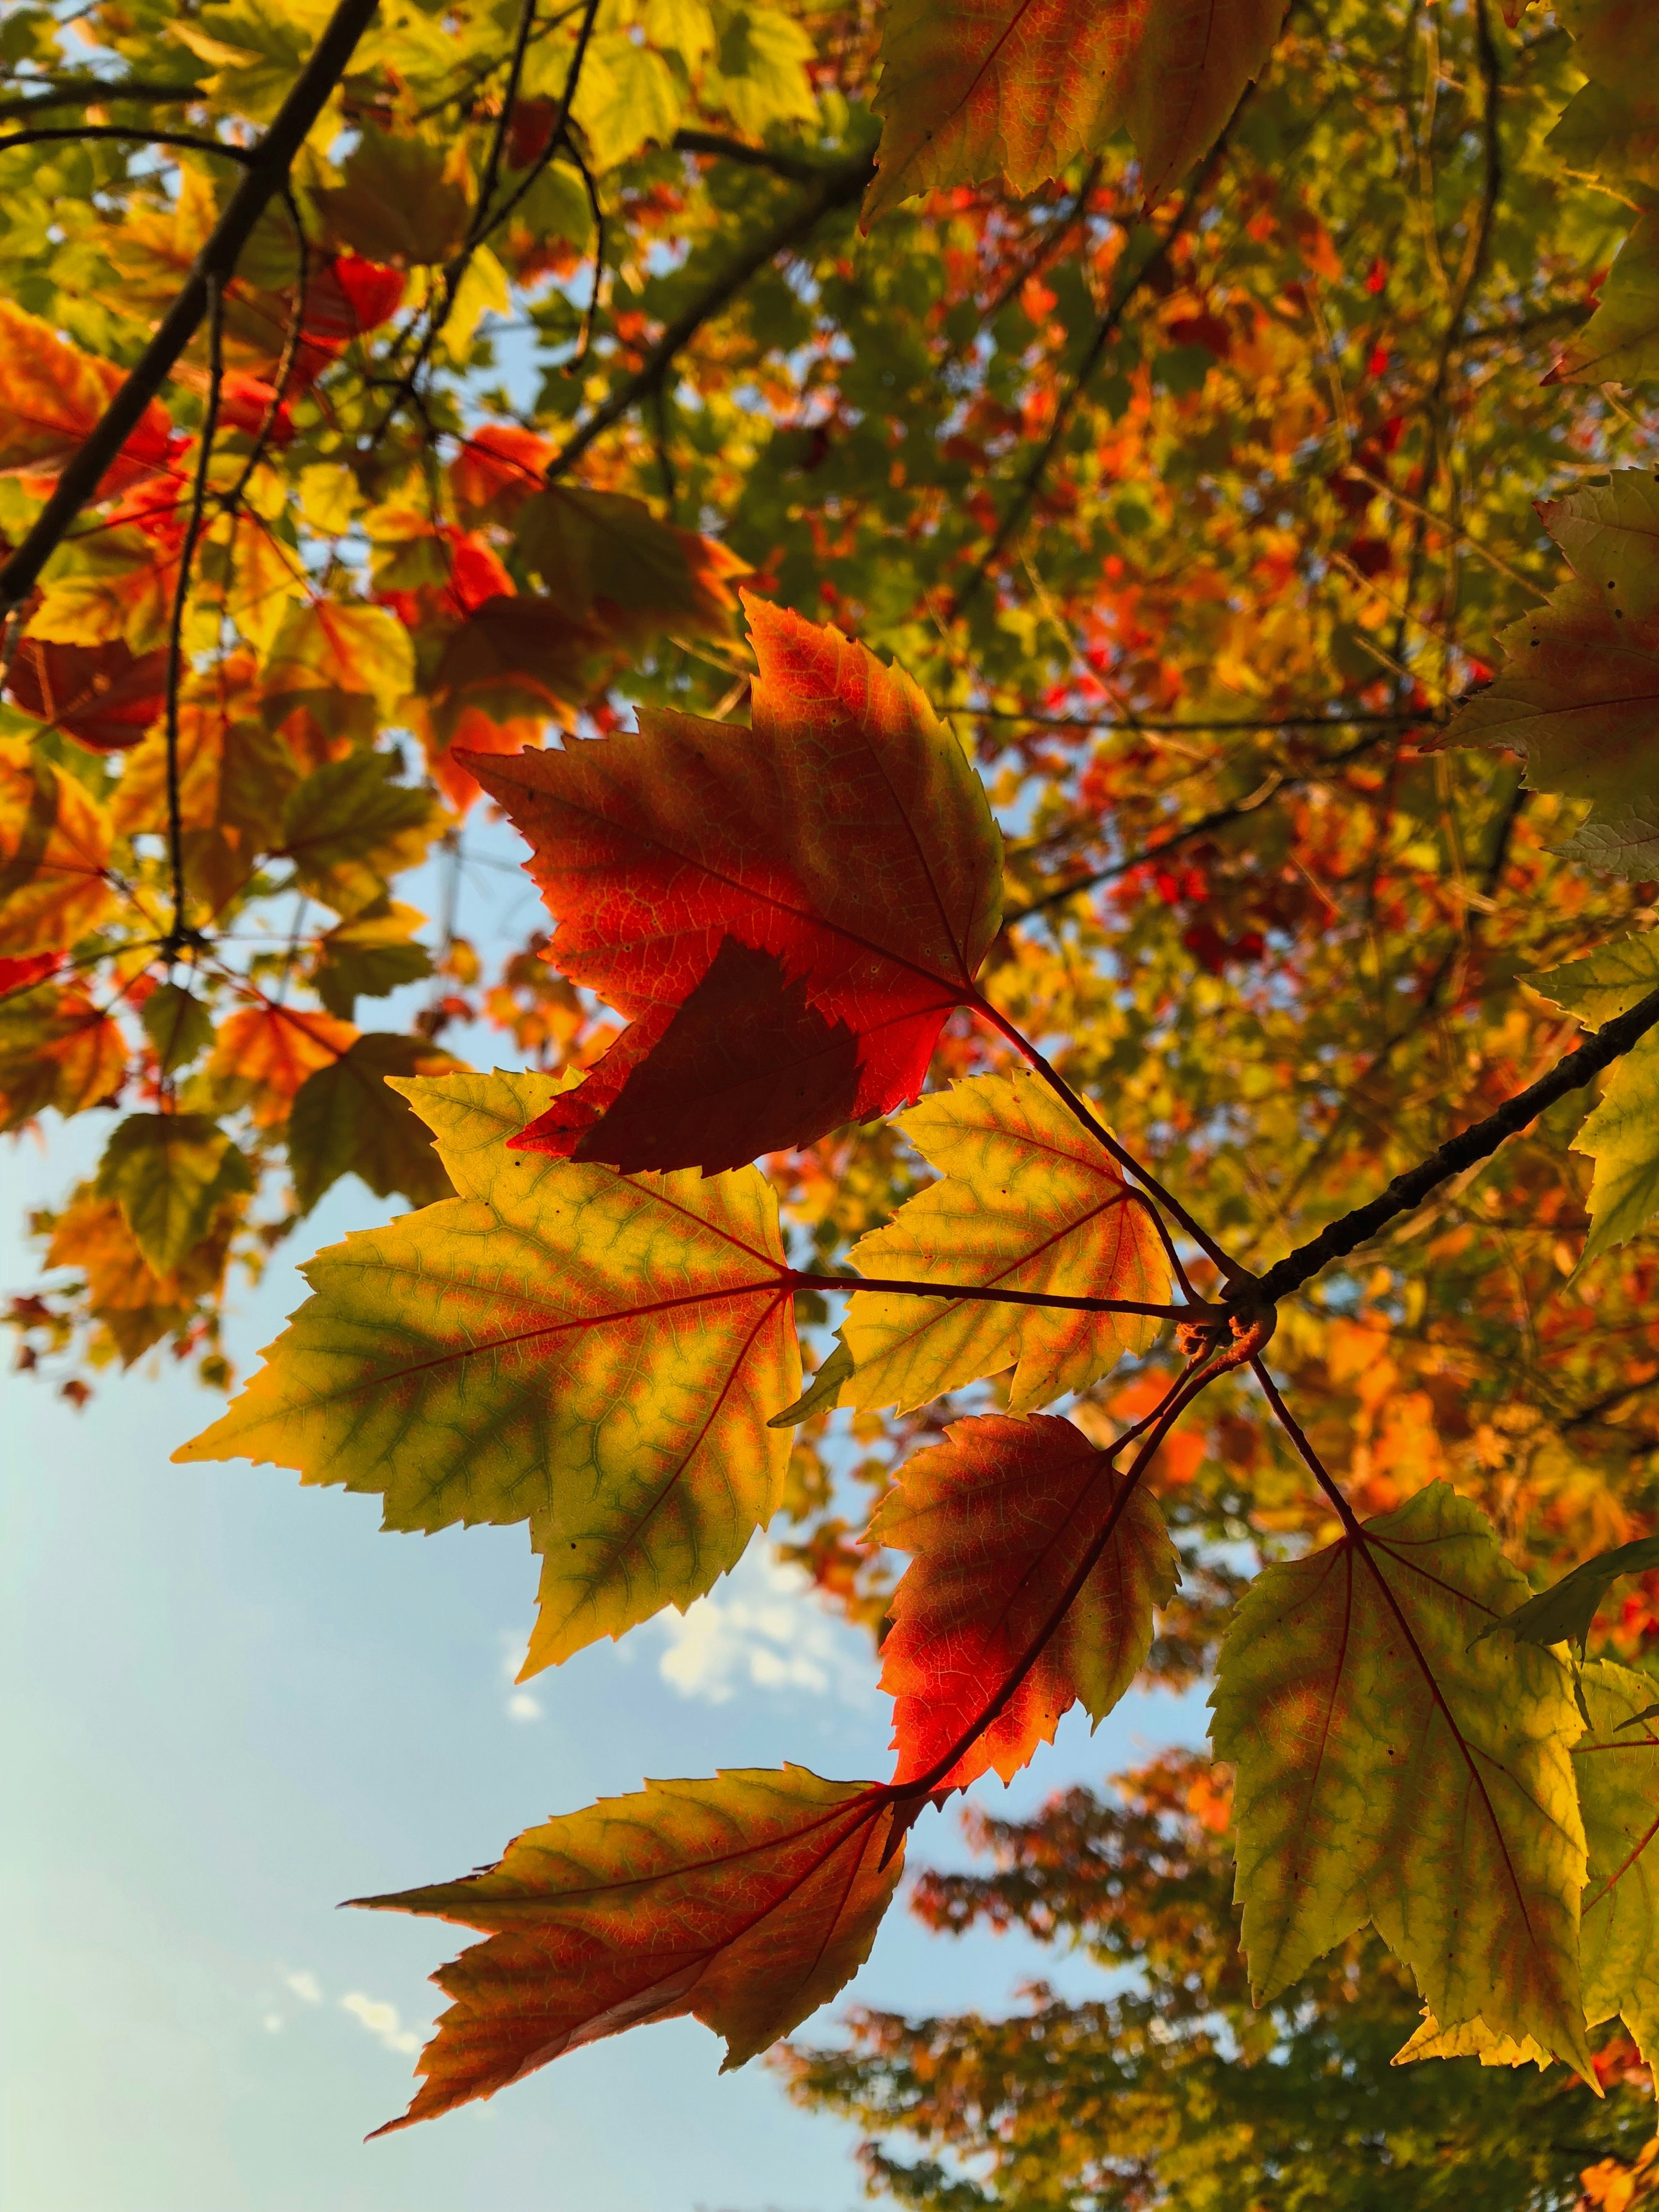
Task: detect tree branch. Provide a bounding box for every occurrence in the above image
[0,125,254,163]
[1246,986,1659,1307]
[0,75,206,125]
[671,127,832,188]
[544,146,876,482]
[0,0,380,620]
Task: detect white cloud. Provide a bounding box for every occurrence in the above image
[341,1991,422,2056]
[653,1545,873,1708]
[498,1632,543,1721]
[284,1968,323,2005]
[262,2012,283,2034]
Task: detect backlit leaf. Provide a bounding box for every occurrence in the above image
[1211,1482,1592,2069]
[872,1413,1178,1791]
[568,938,862,1176]
[4,636,167,754]
[261,601,416,737]
[1441,474,1659,865]
[1575,1661,1659,2067]
[95,1113,252,1274]
[473,599,1002,1171]
[866,0,1285,222]
[313,124,472,267]
[352,1765,901,2130]
[141,985,215,1075]
[278,753,443,918]
[0,299,171,492]
[176,1070,799,1669]
[309,900,433,1020]
[1575,1031,1659,1263]
[0,983,125,1130]
[46,1184,236,1364]
[843,1069,1167,1414]
[287,1033,461,1214]
[1547,214,1659,388]
[512,488,749,651]
[0,741,115,953]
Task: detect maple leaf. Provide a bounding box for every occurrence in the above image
[1441,473,1659,868]
[447,424,551,525]
[561,938,863,1177]
[865,0,1286,221]
[0,983,125,1131]
[1547,215,1659,387]
[0,741,116,955]
[261,601,415,746]
[1575,1661,1659,2069]
[278,754,443,918]
[872,1413,1178,1792]
[46,1184,236,1364]
[287,1034,461,1214]
[843,1069,1167,1413]
[140,984,215,1076]
[0,300,172,495]
[1531,934,1659,1263]
[110,659,300,849]
[4,637,168,754]
[471,599,1002,1173]
[351,1766,902,2131]
[513,487,750,651]
[176,1070,800,1669]
[1211,1482,1592,2069]
[313,125,472,267]
[309,900,434,1020]
[1392,2011,1555,2072]
[95,1114,253,1274]
[425,595,594,742]
[205,1004,358,1127]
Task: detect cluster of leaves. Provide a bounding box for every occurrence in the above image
[3,0,1659,2192]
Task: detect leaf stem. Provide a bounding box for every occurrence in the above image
[1250,1355,1364,1542]
[784,1269,1203,1323]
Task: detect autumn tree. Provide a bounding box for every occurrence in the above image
[3,0,1659,2201]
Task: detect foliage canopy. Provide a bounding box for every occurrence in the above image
[4,0,1659,2197]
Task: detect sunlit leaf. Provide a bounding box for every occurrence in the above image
[95,1113,252,1274]
[473,599,1002,1172]
[0,299,171,492]
[309,899,433,1020]
[1212,1482,1592,2069]
[176,1070,799,1669]
[352,1765,901,2130]
[866,0,1285,221]
[844,1069,1167,1413]
[1575,1661,1659,2068]
[141,984,215,1075]
[278,753,443,918]
[0,741,115,953]
[873,1413,1178,1791]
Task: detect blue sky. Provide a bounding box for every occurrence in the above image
[2,820,1209,2212]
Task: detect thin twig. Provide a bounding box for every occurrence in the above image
[786,1269,1203,1322]
[0,75,206,125]
[0,125,253,162]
